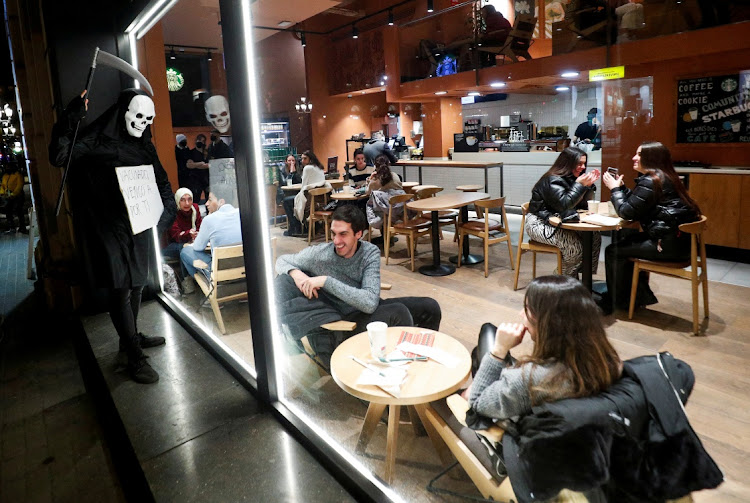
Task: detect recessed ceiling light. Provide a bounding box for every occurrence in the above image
[555,86,570,91]
[468,92,480,96]
[435,91,447,95]
[561,71,579,78]
[277,20,293,28]
[490,82,506,88]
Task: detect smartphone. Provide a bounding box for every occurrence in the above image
[607,167,619,176]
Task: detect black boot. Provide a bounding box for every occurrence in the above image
[119,332,165,352]
[128,354,159,384]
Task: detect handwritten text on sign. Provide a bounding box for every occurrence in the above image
[115,165,165,235]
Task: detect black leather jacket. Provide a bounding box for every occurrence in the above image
[528,174,593,220]
[610,175,698,239]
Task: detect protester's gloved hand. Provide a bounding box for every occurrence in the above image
[64,91,89,123]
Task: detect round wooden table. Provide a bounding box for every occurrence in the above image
[548,214,634,290]
[406,192,490,276]
[330,327,471,484]
[280,183,302,192]
[331,190,368,201]
[411,184,440,193]
[402,181,419,193]
[456,184,483,192]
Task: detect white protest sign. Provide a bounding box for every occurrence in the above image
[115,164,165,235]
[209,157,238,204]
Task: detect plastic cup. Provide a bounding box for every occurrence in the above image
[366,322,388,359]
[587,200,597,214]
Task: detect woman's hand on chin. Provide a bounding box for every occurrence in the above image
[493,323,527,358]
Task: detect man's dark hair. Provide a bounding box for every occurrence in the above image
[332,205,367,234]
[196,133,207,141]
[353,147,364,158]
[209,183,236,206]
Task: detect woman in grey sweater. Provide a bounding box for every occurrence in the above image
[468,275,622,420]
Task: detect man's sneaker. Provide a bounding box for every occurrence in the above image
[181,276,196,294]
[128,356,159,384]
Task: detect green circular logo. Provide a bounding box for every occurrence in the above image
[166,68,184,92]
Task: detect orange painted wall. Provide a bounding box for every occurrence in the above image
[422,97,463,158]
[136,23,178,192]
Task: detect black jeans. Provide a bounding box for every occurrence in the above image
[108,286,144,360]
[344,296,442,334]
[604,229,690,309]
[283,195,302,234]
[471,322,497,377]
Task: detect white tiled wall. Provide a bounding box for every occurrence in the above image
[462,87,603,139]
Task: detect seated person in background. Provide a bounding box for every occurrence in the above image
[163,187,202,264]
[187,133,209,204]
[179,184,242,294]
[275,205,441,366]
[363,137,398,166]
[277,154,302,205]
[479,4,512,66]
[0,161,27,233]
[365,155,405,236]
[600,142,700,313]
[283,150,326,237]
[347,148,375,188]
[467,274,622,420]
[573,107,602,151]
[526,147,599,276]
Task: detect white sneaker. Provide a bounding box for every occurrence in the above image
[181,276,196,294]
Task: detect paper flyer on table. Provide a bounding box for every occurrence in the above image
[356,367,408,398]
[580,214,621,226]
[396,342,459,368]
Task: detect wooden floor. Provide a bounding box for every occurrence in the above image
[272,227,750,502]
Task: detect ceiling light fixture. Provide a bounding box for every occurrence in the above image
[278,20,293,28]
[206,50,213,62]
[352,24,358,39]
[560,71,579,78]
[555,86,570,91]
[301,32,307,47]
[435,91,447,95]
[388,8,394,26]
[468,91,480,96]
[490,82,506,88]
[427,0,434,13]
[169,46,176,60]
[295,97,312,113]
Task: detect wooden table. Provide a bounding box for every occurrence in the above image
[331,190,368,201]
[402,181,419,193]
[407,192,490,276]
[281,183,302,192]
[548,214,633,290]
[330,327,471,484]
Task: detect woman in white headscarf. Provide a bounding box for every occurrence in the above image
[163,187,202,262]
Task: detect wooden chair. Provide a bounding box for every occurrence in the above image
[307,186,333,244]
[192,244,246,334]
[385,193,433,272]
[512,202,563,290]
[457,197,515,278]
[415,186,459,242]
[267,182,284,227]
[481,14,537,64]
[628,216,709,335]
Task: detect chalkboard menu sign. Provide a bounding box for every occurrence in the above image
[676,72,750,143]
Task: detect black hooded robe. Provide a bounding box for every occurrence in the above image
[49,89,176,289]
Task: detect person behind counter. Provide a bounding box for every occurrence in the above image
[600,141,701,314]
[574,107,602,151]
[526,147,599,276]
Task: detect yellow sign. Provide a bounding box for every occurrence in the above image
[589,66,625,82]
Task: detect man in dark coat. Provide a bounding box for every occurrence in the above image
[49,88,176,384]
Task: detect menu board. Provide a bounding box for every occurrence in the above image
[676,72,750,143]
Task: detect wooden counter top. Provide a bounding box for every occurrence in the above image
[344,160,503,168]
[675,167,750,175]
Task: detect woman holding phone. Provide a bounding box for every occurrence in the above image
[601,142,701,313]
[526,147,600,276]
[468,275,622,420]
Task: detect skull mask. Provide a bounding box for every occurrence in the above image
[205,95,231,133]
[124,95,155,138]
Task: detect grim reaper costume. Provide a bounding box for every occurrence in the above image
[49,89,176,383]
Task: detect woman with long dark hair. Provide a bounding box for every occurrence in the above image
[282,150,326,236]
[366,154,403,193]
[601,141,701,312]
[469,275,622,419]
[526,147,600,276]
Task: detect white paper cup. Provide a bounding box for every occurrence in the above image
[587,200,597,214]
[366,322,388,359]
[689,107,698,120]
[286,179,293,186]
[731,120,741,132]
